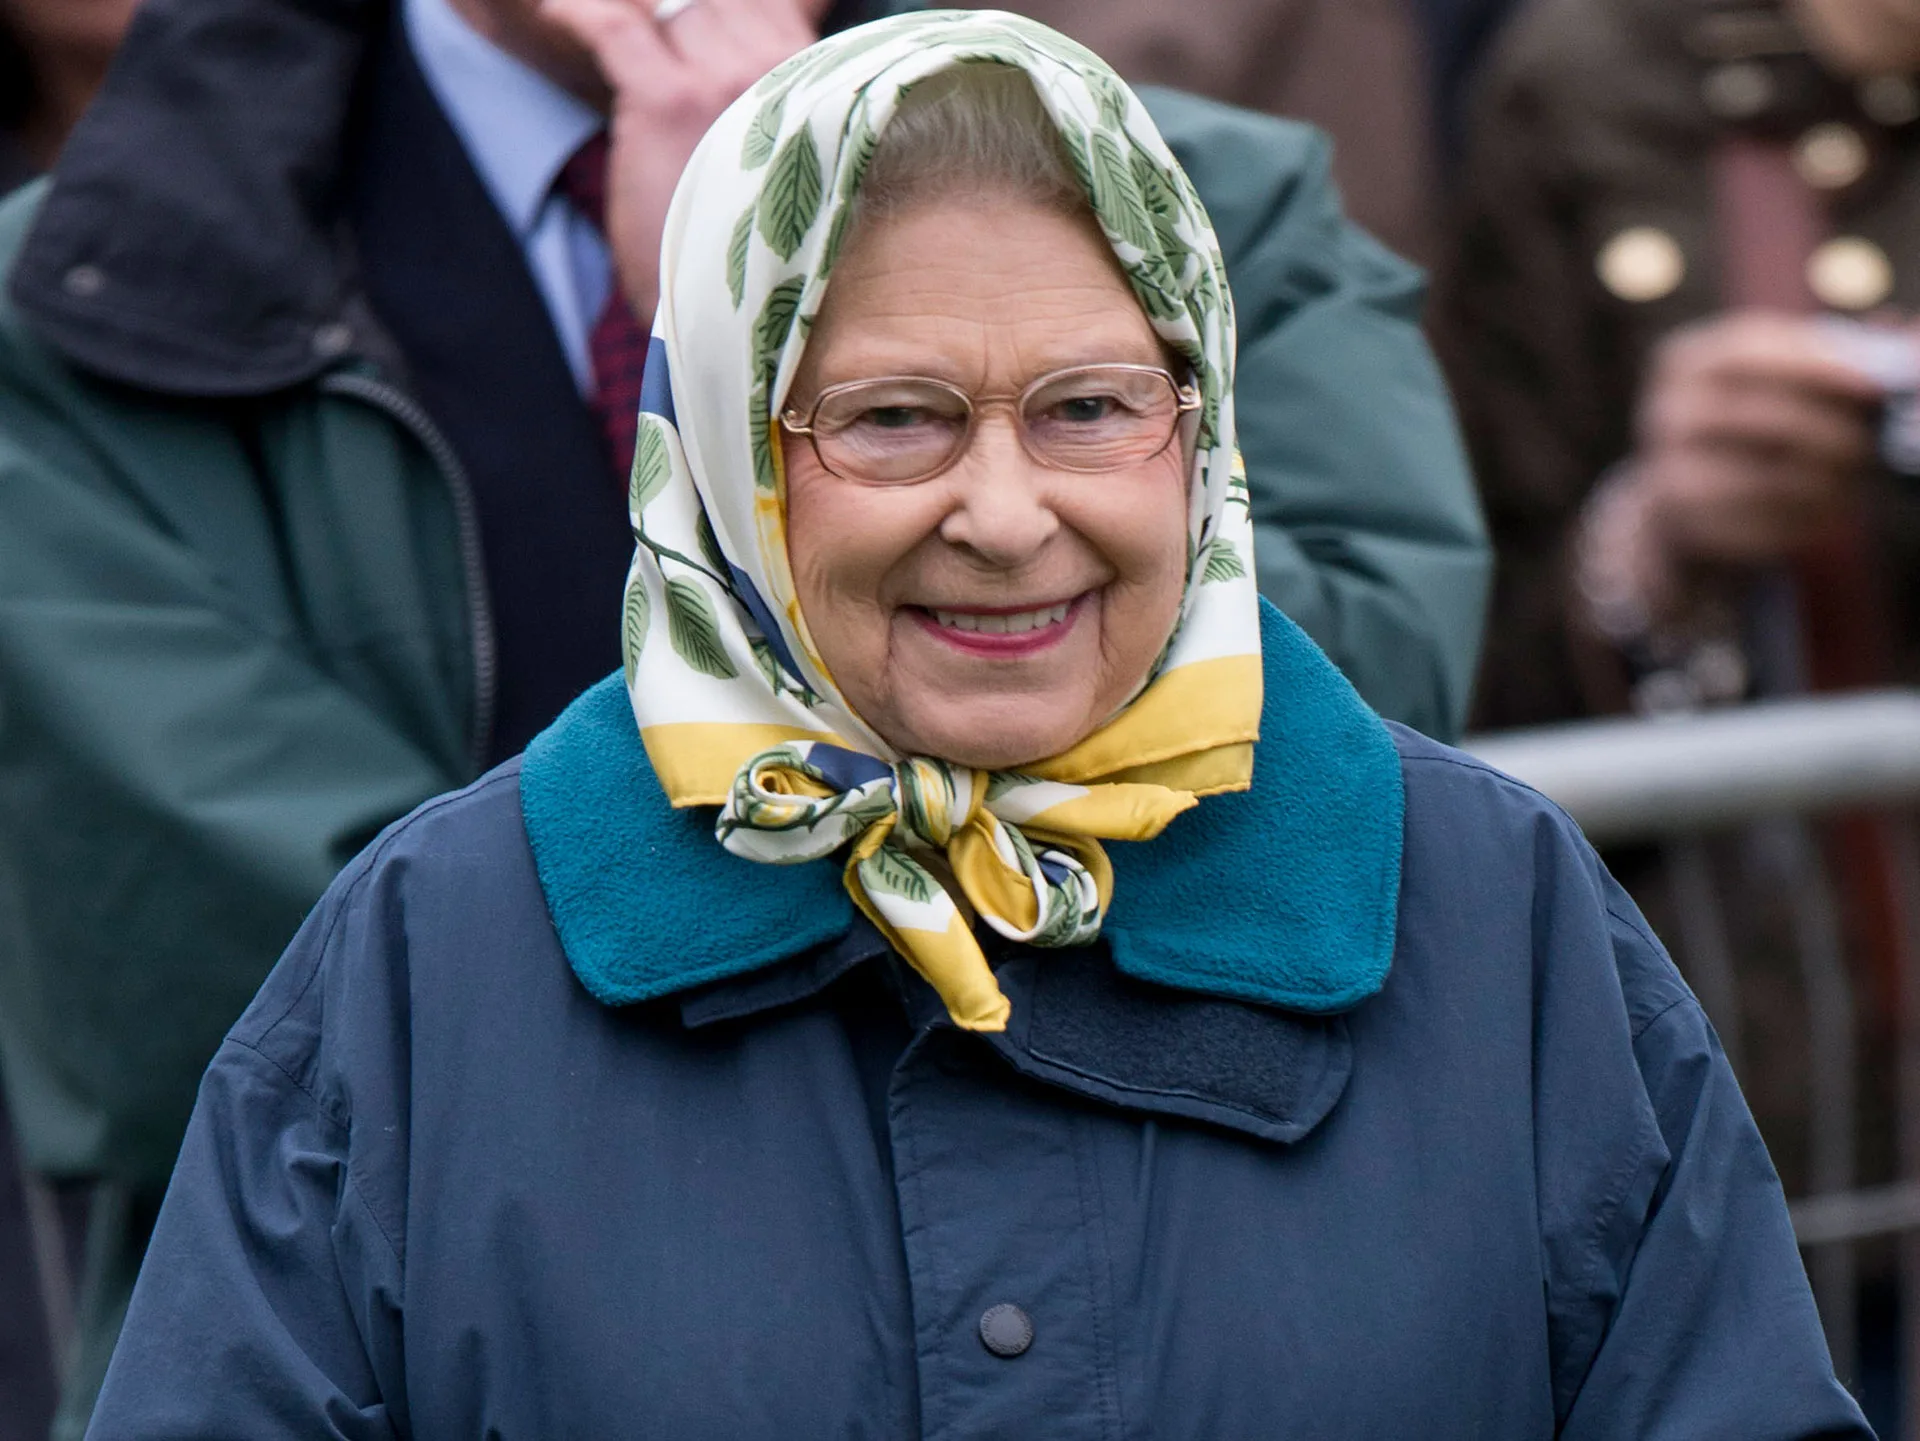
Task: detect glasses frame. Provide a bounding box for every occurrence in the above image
[779,362,1203,486]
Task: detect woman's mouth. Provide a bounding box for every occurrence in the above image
[910,595,1085,655]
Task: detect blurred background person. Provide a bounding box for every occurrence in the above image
[1438,0,1920,730]
[1415,0,1532,165]
[0,4,141,1438]
[968,0,1530,267]
[963,0,1441,263]
[1434,0,1920,1420]
[0,0,1486,1436]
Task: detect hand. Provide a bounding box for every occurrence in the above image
[541,0,822,323]
[1626,310,1887,570]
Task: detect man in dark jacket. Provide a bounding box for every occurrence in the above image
[0,0,1486,1432]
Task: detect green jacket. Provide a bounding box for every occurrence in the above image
[0,57,1484,1200]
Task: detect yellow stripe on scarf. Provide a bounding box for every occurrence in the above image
[642,722,847,805]
[1029,653,1262,786]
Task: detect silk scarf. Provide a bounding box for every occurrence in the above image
[626,10,1261,1030]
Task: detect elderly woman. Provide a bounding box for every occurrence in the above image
[85,13,1863,1439]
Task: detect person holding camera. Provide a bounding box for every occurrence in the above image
[1436,8,1920,1407]
[1440,0,1920,727]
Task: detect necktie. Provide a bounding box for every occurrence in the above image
[555,133,650,487]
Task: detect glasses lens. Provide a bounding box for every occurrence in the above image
[810,380,970,483]
[1022,367,1181,472]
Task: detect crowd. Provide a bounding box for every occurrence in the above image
[0,0,1913,1434]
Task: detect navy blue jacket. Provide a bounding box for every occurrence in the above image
[86,605,1868,1439]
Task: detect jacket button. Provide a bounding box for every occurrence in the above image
[979,1303,1034,1358]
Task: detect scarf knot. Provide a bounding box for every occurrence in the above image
[715,741,1141,1029]
[891,757,977,850]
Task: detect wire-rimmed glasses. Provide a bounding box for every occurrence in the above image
[779,363,1201,486]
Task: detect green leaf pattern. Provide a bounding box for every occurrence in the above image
[1087,129,1156,256]
[695,509,728,576]
[753,278,806,387]
[1130,149,1188,265]
[621,577,650,684]
[664,577,738,680]
[740,90,786,169]
[749,636,785,693]
[629,419,672,513]
[859,846,935,905]
[726,206,754,310]
[749,380,776,493]
[1201,541,1247,584]
[756,128,824,261]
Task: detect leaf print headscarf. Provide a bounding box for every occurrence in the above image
[625,10,1262,1032]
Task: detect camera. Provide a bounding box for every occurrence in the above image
[1819,317,1920,476]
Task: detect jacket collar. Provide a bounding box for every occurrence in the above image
[521,598,1405,1018]
[7,0,378,395]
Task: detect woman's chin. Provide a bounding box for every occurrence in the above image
[883,699,1095,771]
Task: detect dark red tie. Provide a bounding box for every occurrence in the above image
[554,133,650,486]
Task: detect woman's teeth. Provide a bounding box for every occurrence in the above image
[929,601,1073,635]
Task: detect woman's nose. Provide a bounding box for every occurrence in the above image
[936,413,1061,565]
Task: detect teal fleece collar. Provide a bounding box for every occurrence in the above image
[521,599,1404,1015]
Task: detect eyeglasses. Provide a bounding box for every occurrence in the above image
[779,363,1201,486]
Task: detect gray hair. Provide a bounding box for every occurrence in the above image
[852,63,1089,221]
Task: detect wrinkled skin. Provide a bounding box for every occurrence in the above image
[782,196,1192,770]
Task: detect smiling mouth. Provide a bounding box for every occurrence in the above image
[925,600,1074,635]
[909,594,1088,654]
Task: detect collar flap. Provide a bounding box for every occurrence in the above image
[990,947,1351,1144]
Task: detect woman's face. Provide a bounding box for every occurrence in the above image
[783,195,1191,770]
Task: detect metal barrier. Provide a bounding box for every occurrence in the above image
[1468,690,1920,1432]
[1467,692,1920,845]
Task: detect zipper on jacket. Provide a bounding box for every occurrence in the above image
[320,370,499,774]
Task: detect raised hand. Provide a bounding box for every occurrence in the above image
[541,0,824,324]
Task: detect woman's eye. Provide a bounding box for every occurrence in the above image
[861,406,932,430]
[1051,394,1122,423]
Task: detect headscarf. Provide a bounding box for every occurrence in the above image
[625,10,1261,1031]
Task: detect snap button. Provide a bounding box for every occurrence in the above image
[979,1303,1034,1358]
[61,264,105,299]
[310,322,354,358]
